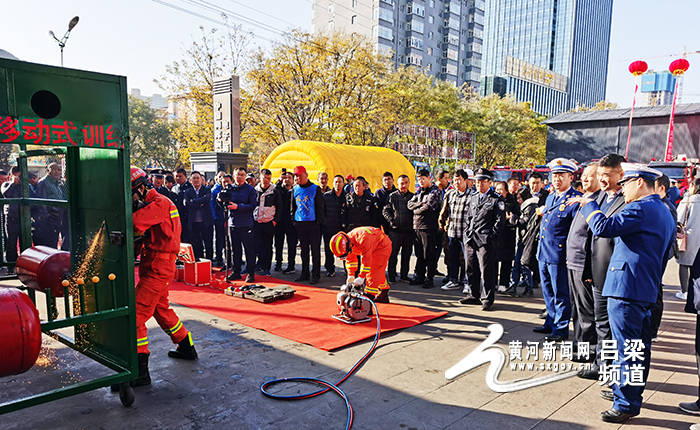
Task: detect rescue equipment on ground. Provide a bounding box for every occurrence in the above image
[224,284,295,303]
[333,278,372,324]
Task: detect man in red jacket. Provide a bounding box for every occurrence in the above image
[131,167,198,386]
[330,227,392,303]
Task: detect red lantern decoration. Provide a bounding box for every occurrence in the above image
[669,58,690,76]
[628,60,648,76]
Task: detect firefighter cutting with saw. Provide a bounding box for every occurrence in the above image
[127,167,198,387]
[330,226,392,304]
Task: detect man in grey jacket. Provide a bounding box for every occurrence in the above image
[566,162,601,360]
[254,169,281,276]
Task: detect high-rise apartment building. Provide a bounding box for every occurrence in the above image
[312,0,485,89]
[640,71,677,107]
[480,0,613,116]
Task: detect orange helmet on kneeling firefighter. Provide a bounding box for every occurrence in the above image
[330,232,352,259]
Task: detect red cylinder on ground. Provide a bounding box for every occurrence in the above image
[0,288,42,376]
[16,246,71,297]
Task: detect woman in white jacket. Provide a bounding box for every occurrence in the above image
[677,179,700,300]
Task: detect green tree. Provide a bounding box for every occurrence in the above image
[128,95,178,168]
[157,25,252,167]
[461,95,546,168]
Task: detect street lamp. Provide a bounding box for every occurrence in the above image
[49,16,79,67]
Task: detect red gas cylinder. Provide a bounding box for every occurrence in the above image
[16,246,71,297]
[0,288,42,376]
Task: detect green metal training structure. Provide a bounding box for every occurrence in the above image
[0,58,137,411]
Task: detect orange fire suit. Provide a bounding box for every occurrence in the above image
[133,188,189,354]
[344,227,392,296]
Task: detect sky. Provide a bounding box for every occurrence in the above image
[2,0,700,108]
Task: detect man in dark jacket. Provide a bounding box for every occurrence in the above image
[383,174,414,283]
[407,169,442,288]
[274,171,297,274]
[1,166,21,266]
[253,169,281,276]
[174,168,193,243]
[494,181,519,291]
[183,171,213,261]
[322,175,347,277]
[565,162,601,359]
[210,172,227,267]
[345,177,378,231]
[375,171,397,232]
[459,168,505,310]
[221,167,258,283]
[578,154,626,380]
[291,166,325,284]
[153,169,178,204]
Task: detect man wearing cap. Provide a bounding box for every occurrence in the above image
[533,158,581,341]
[290,166,325,284]
[459,167,505,310]
[407,168,442,288]
[568,163,675,423]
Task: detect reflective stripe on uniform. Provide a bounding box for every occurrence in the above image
[136,336,148,346]
[365,285,380,294]
[166,320,183,335]
[170,209,180,218]
[585,210,603,223]
[360,267,371,273]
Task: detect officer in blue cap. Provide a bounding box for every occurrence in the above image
[568,163,675,423]
[533,158,581,341]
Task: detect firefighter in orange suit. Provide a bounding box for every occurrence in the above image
[130,167,198,386]
[330,227,392,303]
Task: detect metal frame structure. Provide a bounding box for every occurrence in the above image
[0,58,137,412]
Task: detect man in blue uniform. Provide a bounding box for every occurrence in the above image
[569,163,675,423]
[533,158,581,341]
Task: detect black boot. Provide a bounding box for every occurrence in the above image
[373,289,390,303]
[132,353,152,386]
[168,333,198,360]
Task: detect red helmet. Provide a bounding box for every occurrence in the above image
[329,232,351,259]
[130,167,149,191]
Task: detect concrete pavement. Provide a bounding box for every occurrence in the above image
[1,259,699,429]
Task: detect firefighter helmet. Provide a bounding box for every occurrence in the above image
[329,232,352,259]
[130,167,150,191]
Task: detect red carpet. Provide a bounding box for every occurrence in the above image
[163,275,447,351]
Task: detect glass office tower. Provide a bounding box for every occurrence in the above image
[480,0,613,116]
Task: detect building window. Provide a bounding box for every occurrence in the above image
[428,31,433,39]
[428,15,434,24]
[352,0,357,7]
[328,5,334,14]
[378,26,393,41]
[351,15,357,24]
[328,21,335,31]
[378,7,393,23]
[428,63,433,71]
[408,20,424,33]
[406,37,423,49]
[427,47,433,56]
[407,3,425,17]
